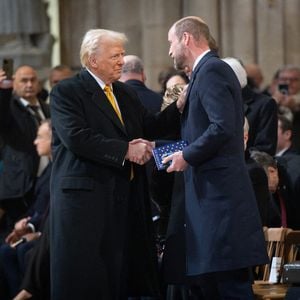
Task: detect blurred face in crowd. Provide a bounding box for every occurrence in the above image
[90,38,125,84]
[34,122,52,157]
[166,75,187,89]
[277,120,292,152]
[267,166,279,193]
[278,69,300,96]
[50,68,72,88]
[168,26,188,70]
[13,66,39,103]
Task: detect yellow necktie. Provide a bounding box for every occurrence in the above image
[104,85,134,180]
[103,85,124,125]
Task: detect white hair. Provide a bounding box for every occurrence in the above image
[80,29,128,67]
[222,57,247,88]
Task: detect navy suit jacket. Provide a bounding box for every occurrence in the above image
[125,79,163,113]
[181,51,268,275]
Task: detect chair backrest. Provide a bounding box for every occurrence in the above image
[283,230,300,264]
[262,227,290,281]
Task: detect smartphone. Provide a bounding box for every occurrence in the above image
[278,83,289,96]
[2,58,14,80]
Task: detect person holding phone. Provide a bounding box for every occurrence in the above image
[0,65,50,242]
[271,65,300,153]
[272,65,300,112]
[0,60,13,89]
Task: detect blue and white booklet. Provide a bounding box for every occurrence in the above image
[152,140,188,170]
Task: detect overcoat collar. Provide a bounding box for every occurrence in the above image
[183,51,218,113]
[79,69,127,135]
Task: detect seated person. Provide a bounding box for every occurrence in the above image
[276,114,299,156]
[0,120,52,299]
[244,118,270,226]
[250,150,295,228]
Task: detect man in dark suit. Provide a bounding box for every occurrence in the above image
[242,84,278,158]
[50,29,181,299]
[163,16,268,299]
[0,66,50,240]
[120,54,163,113]
[221,57,278,158]
[276,114,299,156]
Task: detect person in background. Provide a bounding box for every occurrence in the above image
[164,16,268,299]
[120,55,163,113]
[222,57,278,158]
[275,114,300,229]
[276,114,299,156]
[272,65,300,112]
[157,67,178,95]
[0,66,50,242]
[150,70,189,240]
[262,69,280,97]
[244,63,264,92]
[272,65,300,153]
[0,120,52,300]
[49,65,73,89]
[244,118,270,227]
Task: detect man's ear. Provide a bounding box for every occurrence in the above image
[89,55,98,68]
[285,129,292,140]
[182,32,191,46]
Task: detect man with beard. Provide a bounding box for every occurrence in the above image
[163,16,268,299]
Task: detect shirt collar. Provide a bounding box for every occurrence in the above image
[86,68,112,91]
[19,97,40,108]
[192,49,211,71]
[275,148,289,157]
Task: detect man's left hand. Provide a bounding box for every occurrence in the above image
[162,150,188,172]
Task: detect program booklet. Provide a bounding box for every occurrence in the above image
[152,140,188,170]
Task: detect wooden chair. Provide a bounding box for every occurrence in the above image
[253,228,300,300]
[284,230,300,263]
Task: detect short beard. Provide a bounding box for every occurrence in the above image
[174,45,187,71]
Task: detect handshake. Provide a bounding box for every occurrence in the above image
[125,138,155,165]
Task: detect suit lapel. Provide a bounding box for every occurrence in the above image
[80,70,127,135]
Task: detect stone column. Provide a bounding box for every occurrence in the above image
[0,0,53,79]
[140,0,182,90]
[100,0,142,57]
[256,0,285,84]
[284,0,300,64]
[220,0,256,61]
[59,0,102,69]
[183,0,220,46]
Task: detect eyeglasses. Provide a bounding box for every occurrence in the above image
[278,77,300,83]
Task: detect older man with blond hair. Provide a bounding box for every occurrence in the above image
[50,29,181,299]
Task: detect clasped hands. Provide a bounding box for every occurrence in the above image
[126,138,155,165]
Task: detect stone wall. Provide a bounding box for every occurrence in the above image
[2,0,298,90]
